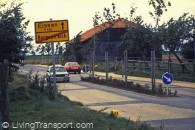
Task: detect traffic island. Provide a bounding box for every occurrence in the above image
[80,76,178,97]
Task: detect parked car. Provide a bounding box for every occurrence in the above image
[64,62,81,74]
[46,65,69,82]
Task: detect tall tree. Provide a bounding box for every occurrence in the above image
[181,15,195,64]
[63,30,85,64]
[122,16,155,60]
[159,13,193,72]
[148,0,171,93]
[0,1,32,127]
[93,3,121,80]
[0,1,33,78]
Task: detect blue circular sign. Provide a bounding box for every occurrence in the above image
[82,65,89,73]
[162,72,174,85]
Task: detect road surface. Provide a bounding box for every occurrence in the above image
[20,65,195,130]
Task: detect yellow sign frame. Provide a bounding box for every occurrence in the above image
[35,20,69,43]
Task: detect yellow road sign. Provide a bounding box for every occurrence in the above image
[35,20,69,43]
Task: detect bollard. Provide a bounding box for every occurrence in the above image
[111,110,120,118]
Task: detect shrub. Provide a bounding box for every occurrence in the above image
[135,83,143,93]
[45,82,55,100]
[156,84,164,95]
[100,78,106,84]
[112,79,119,88]
[80,76,177,97]
[28,71,40,90]
[118,80,125,88]
[39,77,46,93]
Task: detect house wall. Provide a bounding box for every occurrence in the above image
[95,41,122,59]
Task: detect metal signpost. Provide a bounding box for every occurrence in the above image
[162,72,174,95]
[35,19,69,96]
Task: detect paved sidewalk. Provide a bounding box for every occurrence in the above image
[94,72,195,89]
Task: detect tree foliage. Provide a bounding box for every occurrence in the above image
[182,40,194,60]
[159,13,194,71]
[181,15,195,60]
[148,0,171,27]
[64,31,84,64]
[0,1,33,78]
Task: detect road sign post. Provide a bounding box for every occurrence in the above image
[35,19,69,97]
[49,18,57,96]
[162,72,174,95]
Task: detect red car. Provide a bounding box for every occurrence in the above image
[64,62,81,74]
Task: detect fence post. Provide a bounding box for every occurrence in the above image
[124,50,128,87]
[151,51,156,93]
[105,51,109,81]
[0,59,9,130]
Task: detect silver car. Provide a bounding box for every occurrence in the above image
[46,65,69,82]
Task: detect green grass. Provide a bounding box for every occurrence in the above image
[9,74,155,130]
[94,62,195,82]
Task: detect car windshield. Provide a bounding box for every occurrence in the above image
[67,62,79,66]
[50,67,67,72]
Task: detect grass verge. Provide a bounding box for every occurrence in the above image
[9,74,155,130]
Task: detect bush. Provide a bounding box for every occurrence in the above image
[80,76,177,97]
[28,71,40,90]
[135,83,143,93]
[45,82,55,100]
[26,70,56,100]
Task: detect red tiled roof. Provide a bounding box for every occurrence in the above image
[70,18,136,43]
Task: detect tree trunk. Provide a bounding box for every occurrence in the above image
[0,60,9,130]
[168,51,171,72]
[172,51,188,72]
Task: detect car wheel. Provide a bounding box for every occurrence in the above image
[78,71,81,74]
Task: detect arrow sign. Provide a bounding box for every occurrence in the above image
[162,72,174,85]
[164,75,171,82]
[61,21,64,30]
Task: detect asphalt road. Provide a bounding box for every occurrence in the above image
[20,65,195,130]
